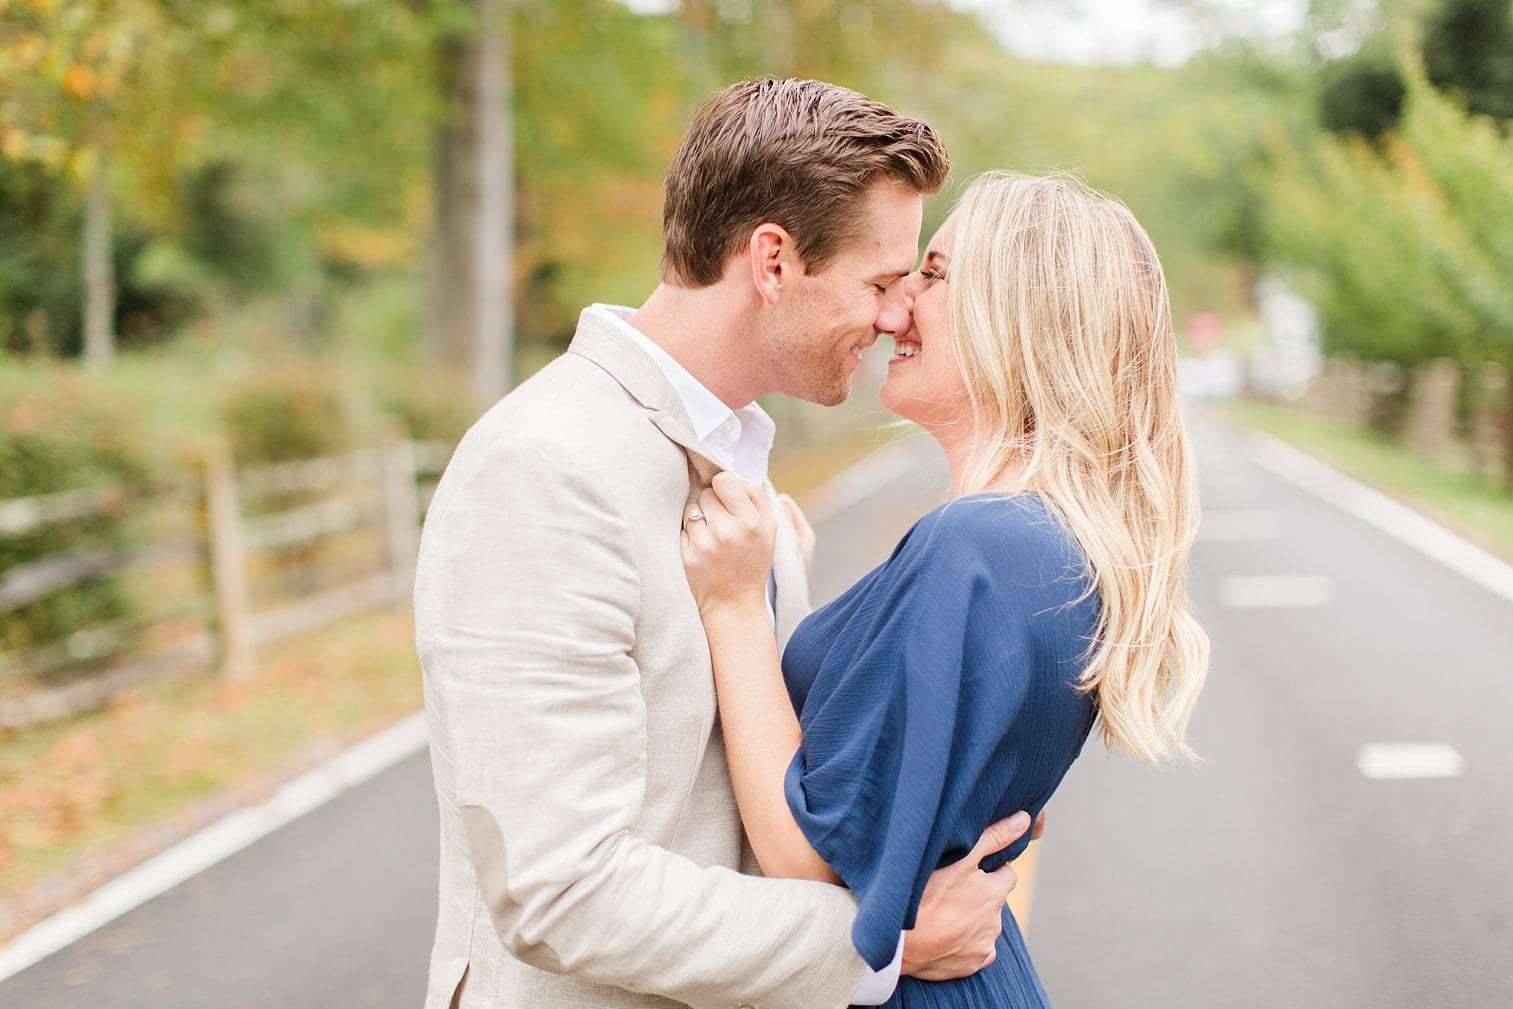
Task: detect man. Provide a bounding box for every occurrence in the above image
[415,78,1033,1009]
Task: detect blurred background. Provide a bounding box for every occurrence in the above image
[2,0,1512,1006]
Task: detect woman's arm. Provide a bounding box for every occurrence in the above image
[682,473,839,883]
[684,475,1043,978]
[703,602,840,883]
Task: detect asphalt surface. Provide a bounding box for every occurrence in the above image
[4,416,1511,1007]
[1030,416,1513,1008]
[0,746,438,1008]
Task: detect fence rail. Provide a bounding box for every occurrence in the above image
[1298,357,1512,489]
[0,438,451,730]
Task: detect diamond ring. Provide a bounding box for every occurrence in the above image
[686,507,705,523]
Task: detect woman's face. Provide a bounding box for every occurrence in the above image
[879,214,971,430]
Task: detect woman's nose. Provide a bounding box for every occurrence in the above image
[901,270,928,303]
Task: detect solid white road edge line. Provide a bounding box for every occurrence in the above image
[0,434,930,983]
[0,711,429,983]
[1244,431,1513,606]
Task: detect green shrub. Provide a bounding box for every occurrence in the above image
[376,369,476,444]
[0,369,151,655]
[220,367,357,465]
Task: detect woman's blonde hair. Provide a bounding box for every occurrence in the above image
[947,171,1209,763]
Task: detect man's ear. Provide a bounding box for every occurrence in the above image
[747,223,796,307]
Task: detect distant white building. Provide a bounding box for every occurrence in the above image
[1249,276,1322,399]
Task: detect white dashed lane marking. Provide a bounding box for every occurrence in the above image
[1198,509,1283,543]
[1356,743,1466,780]
[1216,574,1334,609]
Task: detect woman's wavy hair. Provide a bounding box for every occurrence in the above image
[948,171,1209,763]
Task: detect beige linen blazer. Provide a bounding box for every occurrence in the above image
[414,309,870,1009]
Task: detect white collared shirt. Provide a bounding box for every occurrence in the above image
[588,304,775,484]
[585,304,905,1005]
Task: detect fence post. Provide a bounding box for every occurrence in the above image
[1405,358,1460,462]
[204,441,253,680]
[381,435,421,607]
[1471,362,1508,486]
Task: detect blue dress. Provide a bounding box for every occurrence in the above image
[782,494,1100,1008]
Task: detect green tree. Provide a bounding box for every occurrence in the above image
[1263,55,1513,373]
[1319,58,1406,138]
[1423,0,1513,121]
[0,0,204,368]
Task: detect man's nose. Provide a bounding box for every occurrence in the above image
[877,277,916,336]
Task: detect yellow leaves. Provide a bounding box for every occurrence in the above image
[61,62,99,100]
[0,130,70,170]
[1,127,28,159]
[202,6,239,39]
[11,33,47,71]
[67,144,100,184]
[0,725,118,859]
[79,33,107,62]
[317,221,420,270]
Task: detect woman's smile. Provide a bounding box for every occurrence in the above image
[890,337,921,363]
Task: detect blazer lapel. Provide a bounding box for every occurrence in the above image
[566,310,725,502]
[567,309,810,639]
[768,481,813,652]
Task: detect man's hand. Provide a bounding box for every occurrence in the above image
[900,811,1033,980]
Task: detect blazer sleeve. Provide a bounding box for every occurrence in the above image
[415,440,867,1009]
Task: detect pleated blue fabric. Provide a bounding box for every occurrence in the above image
[782,494,1101,1008]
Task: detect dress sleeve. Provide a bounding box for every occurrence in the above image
[782,512,1035,970]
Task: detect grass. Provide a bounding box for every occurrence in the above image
[0,608,421,922]
[1226,399,1513,561]
[0,430,895,936]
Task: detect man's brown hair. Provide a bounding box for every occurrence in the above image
[660,78,950,288]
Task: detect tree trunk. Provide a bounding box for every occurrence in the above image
[81,158,115,370]
[472,0,513,407]
[425,28,479,367]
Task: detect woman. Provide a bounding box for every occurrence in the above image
[681,171,1210,1006]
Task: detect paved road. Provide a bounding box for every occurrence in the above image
[0,744,439,1008]
[1030,416,1513,1007]
[5,418,1511,1007]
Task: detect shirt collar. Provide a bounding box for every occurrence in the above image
[587,303,762,443]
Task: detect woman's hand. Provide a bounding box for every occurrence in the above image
[683,473,837,884]
[681,471,776,619]
[777,493,816,576]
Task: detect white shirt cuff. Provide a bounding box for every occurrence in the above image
[847,932,904,1005]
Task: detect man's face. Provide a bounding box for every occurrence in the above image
[769,183,924,406]
[879,213,968,429]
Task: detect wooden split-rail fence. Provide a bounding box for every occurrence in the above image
[0,438,453,731]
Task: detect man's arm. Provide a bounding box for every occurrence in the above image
[417,441,867,1009]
